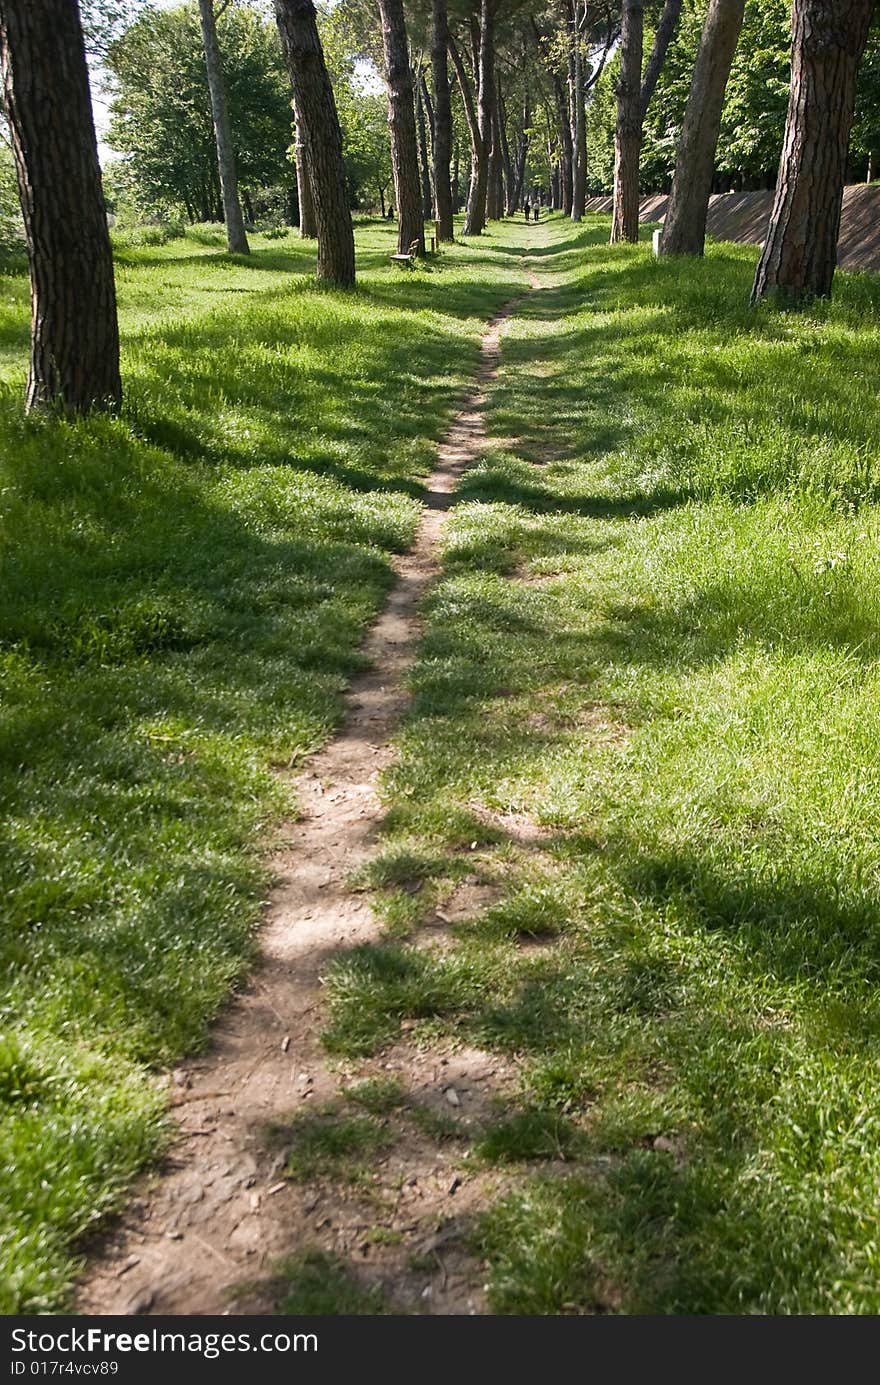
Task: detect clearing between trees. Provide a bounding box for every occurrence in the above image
[5,215,880,1313]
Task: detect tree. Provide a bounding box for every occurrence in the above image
[431,0,454,238]
[106,4,293,224]
[0,0,121,414]
[752,0,875,303]
[378,0,425,254]
[657,0,746,255]
[611,0,644,239]
[275,0,356,283]
[198,0,250,252]
[464,0,496,234]
[611,0,681,241]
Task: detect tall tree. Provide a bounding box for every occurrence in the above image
[611,0,644,238]
[0,0,121,415]
[415,64,434,218]
[378,0,425,254]
[274,0,355,285]
[464,0,496,233]
[431,0,455,238]
[752,0,874,303]
[611,0,681,241]
[658,0,746,256]
[198,0,250,253]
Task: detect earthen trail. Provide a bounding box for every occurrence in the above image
[78,264,541,1316]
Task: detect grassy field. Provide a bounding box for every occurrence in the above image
[321,214,880,1314]
[0,219,526,1311]
[8,209,880,1314]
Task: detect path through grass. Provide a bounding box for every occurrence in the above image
[0,220,525,1311]
[320,214,880,1314]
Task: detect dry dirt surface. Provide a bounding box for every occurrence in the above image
[76,269,541,1318]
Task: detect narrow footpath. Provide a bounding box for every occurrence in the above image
[78,255,543,1316]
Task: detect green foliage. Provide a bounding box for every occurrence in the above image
[0,140,24,269]
[105,1,293,222]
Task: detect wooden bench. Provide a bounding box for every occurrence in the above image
[390,238,420,269]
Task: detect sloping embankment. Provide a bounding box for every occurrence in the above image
[583,186,880,272]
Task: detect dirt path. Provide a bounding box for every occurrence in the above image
[77,263,542,1317]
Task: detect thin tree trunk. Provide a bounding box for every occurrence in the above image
[415,67,433,220]
[274,0,355,286]
[293,90,317,237]
[378,0,425,255]
[555,75,574,215]
[640,0,683,119]
[452,138,461,209]
[431,0,454,239]
[658,0,746,256]
[752,0,873,303]
[611,0,644,242]
[464,0,495,235]
[570,2,587,221]
[198,0,249,254]
[0,0,121,415]
[487,85,503,219]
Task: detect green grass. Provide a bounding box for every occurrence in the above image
[0,218,526,1311]
[322,213,880,1314]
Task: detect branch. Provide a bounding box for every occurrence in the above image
[639,0,682,121]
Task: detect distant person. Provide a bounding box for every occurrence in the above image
[533,204,539,222]
[386,204,394,220]
[523,199,530,221]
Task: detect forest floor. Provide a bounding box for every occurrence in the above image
[7,215,880,1313]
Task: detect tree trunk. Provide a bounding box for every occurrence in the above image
[431,0,454,239]
[378,0,424,256]
[415,68,433,220]
[198,0,249,254]
[554,75,574,215]
[570,3,587,221]
[658,0,746,256]
[752,0,873,304]
[611,0,644,242]
[452,139,461,209]
[487,88,503,219]
[0,0,121,415]
[274,0,355,286]
[640,0,683,119]
[464,0,494,235]
[448,34,482,227]
[292,90,317,237]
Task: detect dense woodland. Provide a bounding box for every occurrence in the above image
[5,0,880,1322]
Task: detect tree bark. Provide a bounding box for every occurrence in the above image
[658,0,746,256]
[487,83,503,219]
[0,0,121,415]
[415,67,433,220]
[378,0,424,255]
[198,0,249,254]
[464,0,495,234]
[274,0,355,285]
[292,90,317,237]
[751,0,874,303]
[431,0,454,238]
[611,0,644,242]
[553,75,574,215]
[448,32,482,227]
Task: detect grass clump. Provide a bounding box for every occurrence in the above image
[278,1248,386,1315]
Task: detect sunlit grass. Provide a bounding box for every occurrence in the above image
[0,217,526,1311]
[323,213,880,1314]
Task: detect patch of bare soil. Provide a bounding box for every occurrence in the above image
[75,278,538,1318]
